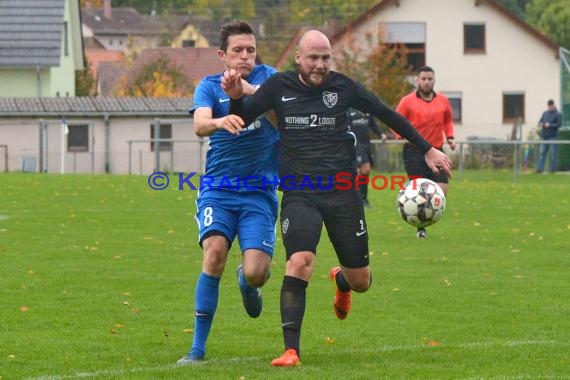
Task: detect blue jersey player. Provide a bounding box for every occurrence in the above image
[177,20,279,365]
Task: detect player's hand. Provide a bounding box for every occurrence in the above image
[425,148,452,178]
[241,79,259,96]
[447,138,456,151]
[221,69,244,99]
[381,133,387,143]
[216,114,245,135]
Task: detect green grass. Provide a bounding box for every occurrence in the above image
[1,170,569,379]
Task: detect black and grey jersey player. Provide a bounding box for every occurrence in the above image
[222,29,452,367]
[230,70,432,187]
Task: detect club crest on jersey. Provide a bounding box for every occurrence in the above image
[322,91,338,108]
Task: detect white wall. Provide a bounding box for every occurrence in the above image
[0,117,206,175]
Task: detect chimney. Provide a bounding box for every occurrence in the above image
[103,0,111,19]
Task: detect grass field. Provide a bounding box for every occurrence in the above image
[1,170,569,379]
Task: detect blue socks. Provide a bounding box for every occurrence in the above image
[190,272,220,359]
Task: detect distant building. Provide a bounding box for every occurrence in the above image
[0,0,85,97]
[330,0,560,140]
[0,97,203,175]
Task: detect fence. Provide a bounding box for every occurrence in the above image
[0,117,201,174]
[371,138,570,182]
[126,138,206,175]
[0,144,7,172]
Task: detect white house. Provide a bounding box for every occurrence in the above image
[331,0,561,141]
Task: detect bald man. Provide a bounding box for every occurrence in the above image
[222,29,452,366]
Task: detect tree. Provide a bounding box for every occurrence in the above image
[80,0,103,7]
[334,31,413,109]
[115,56,193,97]
[191,0,256,19]
[110,0,194,15]
[288,0,376,26]
[495,0,532,19]
[75,58,96,96]
[526,0,570,48]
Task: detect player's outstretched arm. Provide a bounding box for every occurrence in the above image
[424,148,452,178]
[193,108,245,136]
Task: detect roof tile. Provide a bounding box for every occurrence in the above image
[0,0,65,67]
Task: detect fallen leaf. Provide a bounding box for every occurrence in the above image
[324,336,335,344]
[183,328,193,333]
[426,340,441,347]
[20,306,29,312]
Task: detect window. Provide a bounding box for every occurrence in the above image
[464,23,485,53]
[503,93,525,123]
[67,124,89,152]
[150,124,172,151]
[404,43,426,71]
[384,23,426,72]
[63,22,69,56]
[443,92,462,123]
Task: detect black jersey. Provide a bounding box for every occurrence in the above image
[347,109,384,147]
[231,71,431,188]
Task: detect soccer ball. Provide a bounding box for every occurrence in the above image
[396,178,446,228]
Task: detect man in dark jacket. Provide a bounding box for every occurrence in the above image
[536,99,562,173]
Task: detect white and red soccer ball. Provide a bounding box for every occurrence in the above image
[396,178,446,228]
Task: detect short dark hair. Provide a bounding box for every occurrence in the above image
[219,20,255,52]
[417,66,434,75]
[547,99,555,106]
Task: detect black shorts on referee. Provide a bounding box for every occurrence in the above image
[280,189,369,269]
[355,143,372,166]
[403,143,449,184]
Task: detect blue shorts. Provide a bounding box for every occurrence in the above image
[195,189,278,256]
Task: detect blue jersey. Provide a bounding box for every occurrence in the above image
[191,64,279,191]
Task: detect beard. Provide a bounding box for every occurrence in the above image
[419,85,434,97]
[299,70,328,87]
